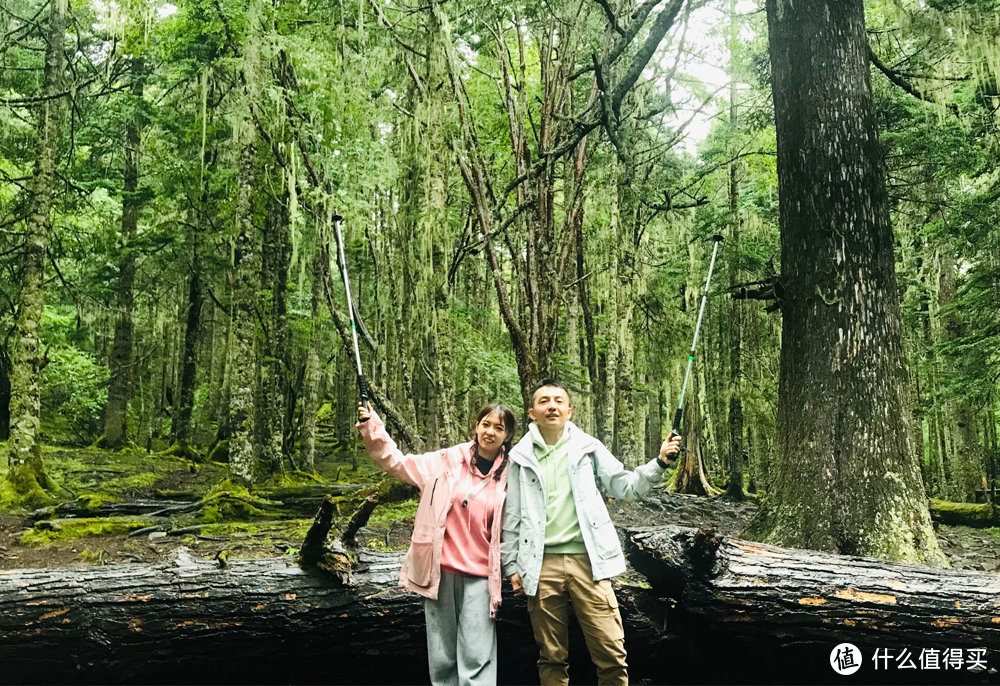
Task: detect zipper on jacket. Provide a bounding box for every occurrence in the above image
[428,479,439,505]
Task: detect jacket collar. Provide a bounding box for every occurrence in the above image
[510,421,598,470]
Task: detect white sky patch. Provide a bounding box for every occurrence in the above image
[158,3,179,20]
[659,1,759,155]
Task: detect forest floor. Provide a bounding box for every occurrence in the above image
[0,442,998,575]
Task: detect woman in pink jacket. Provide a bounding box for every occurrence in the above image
[357,400,516,686]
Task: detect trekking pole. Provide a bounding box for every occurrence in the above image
[669,234,724,444]
[332,213,370,409]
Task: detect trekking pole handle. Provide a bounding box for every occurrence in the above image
[357,375,371,422]
[670,407,683,436]
[663,408,684,465]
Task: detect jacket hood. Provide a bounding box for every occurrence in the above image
[511,421,598,468]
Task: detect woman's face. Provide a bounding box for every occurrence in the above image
[475,411,510,457]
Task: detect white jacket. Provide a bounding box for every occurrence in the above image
[500,421,665,597]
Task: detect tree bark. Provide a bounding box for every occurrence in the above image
[627,525,1000,655]
[300,240,325,473]
[937,249,985,501]
[748,0,945,565]
[0,548,665,685]
[0,346,10,441]
[257,187,291,474]
[102,58,146,450]
[171,244,202,452]
[4,0,67,506]
[228,117,260,486]
[724,18,745,499]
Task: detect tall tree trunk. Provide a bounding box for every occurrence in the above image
[937,249,984,501]
[3,0,67,507]
[645,377,663,464]
[422,11,457,447]
[1,346,11,441]
[257,188,291,474]
[229,118,260,486]
[747,0,945,565]
[724,20,745,499]
[612,174,641,466]
[300,239,325,473]
[171,242,202,454]
[102,58,145,449]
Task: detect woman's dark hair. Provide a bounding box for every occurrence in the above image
[470,403,517,479]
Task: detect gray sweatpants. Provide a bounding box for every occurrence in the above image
[424,571,497,686]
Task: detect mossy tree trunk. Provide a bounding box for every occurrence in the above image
[228,119,259,487]
[0,346,10,441]
[747,0,946,565]
[724,17,745,500]
[612,169,642,466]
[171,214,203,453]
[257,186,291,473]
[102,58,146,450]
[418,9,457,448]
[4,0,67,507]
[300,237,325,473]
[937,249,984,501]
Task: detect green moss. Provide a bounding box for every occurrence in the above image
[207,440,229,463]
[198,479,281,523]
[75,493,106,510]
[0,464,57,511]
[164,441,205,462]
[21,516,154,544]
[260,470,326,488]
[368,498,418,526]
[78,549,104,564]
[109,472,162,490]
[929,498,998,526]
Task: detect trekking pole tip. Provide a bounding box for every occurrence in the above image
[332,213,344,222]
[712,234,724,242]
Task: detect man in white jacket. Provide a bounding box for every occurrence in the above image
[501,379,681,686]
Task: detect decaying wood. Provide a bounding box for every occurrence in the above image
[626,525,1000,655]
[5,522,997,684]
[26,499,196,523]
[0,547,418,684]
[929,499,1000,528]
[341,493,379,547]
[0,546,669,684]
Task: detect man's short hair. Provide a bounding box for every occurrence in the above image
[530,378,571,404]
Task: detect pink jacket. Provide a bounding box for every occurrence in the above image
[357,411,508,617]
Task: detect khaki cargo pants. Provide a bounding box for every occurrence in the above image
[526,553,627,686]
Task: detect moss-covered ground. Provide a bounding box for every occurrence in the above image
[0,440,996,573]
[0,440,416,569]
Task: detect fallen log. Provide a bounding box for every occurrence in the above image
[929,499,1000,528]
[626,525,1000,683]
[0,547,669,685]
[26,499,197,523]
[6,522,995,685]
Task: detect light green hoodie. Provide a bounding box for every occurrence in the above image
[529,422,587,554]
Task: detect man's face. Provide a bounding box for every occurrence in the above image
[528,385,573,431]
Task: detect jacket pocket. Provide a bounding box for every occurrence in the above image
[407,525,436,587]
[591,518,621,560]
